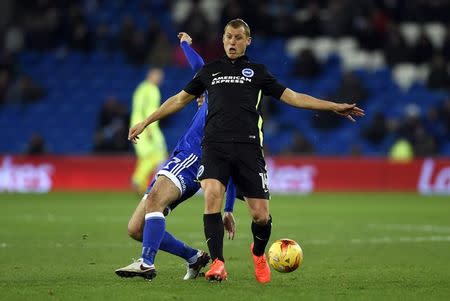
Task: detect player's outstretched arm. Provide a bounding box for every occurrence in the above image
[280,88,365,122]
[178,32,205,73]
[128,90,196,143]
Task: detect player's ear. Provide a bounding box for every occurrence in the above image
[246,36,252,46]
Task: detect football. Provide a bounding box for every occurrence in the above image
[268,239,303,273]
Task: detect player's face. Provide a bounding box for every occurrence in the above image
[223,26,251,60]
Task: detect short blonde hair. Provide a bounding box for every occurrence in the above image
[224,18,251,37]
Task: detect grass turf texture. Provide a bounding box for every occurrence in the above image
[0,192,449,301]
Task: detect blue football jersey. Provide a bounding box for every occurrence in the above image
[171,97,207,157]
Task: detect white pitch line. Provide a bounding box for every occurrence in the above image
[368,224,450,233]
[307,235,450,245]
[1,235,450,249]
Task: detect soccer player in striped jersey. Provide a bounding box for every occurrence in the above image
[115,32,237,281]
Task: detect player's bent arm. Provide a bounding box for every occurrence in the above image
[129,91,196,142]
[181,41,204,73]
[142,91,196,127]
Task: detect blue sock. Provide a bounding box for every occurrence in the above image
[159,231,198,262]
[141,212,165,265]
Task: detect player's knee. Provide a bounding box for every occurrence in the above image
[145,189,167,212]
[251,211,270,224]
[127,223,142,241]
[204,188,223,212]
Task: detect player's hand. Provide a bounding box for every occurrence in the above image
[333,103,365,122]
[223,212,236,240]
[128,122,146,144]
[178,32,192,45]
[196,94,205,107]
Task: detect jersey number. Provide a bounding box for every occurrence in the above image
[259,172,269,192]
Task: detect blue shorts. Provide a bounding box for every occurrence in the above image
[146,150,201,211]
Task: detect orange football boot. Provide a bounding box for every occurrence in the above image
[205,258,228,281]
[250,243,271,283]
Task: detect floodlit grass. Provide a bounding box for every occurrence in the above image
[0,192,449,300]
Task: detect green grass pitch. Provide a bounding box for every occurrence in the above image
[1,192,449,300]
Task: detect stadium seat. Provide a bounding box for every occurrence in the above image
[424,22,446,49]
[392,63,421,91]
[311,37,335,62]
[400,23,421,46]
[285,37,311,58]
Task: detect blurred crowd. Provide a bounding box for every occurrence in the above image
[1,0,449,156]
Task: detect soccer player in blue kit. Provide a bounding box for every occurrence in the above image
[115,32,237,281]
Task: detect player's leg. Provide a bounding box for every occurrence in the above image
[115,175,178,280]
[199,143,232,281]
[127,194,146,241]
[233,144,272,283]
[117,153,209,279]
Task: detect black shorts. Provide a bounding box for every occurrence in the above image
[198,142,270,199]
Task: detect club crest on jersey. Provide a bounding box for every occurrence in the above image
[242,68,254,78]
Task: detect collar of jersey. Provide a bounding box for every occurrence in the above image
[221,55,249,64]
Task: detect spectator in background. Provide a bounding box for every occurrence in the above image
[292,48,321,79]
[296,1,322,37]
[427,54,450,91]
[282,131,315,156]
[0,70,10,105]
[313,71,368,130]
[397,103,422,142]
[5,75,46,104]
[147,31,172,67]
[95,23,116,52]
[389,137,413,162]
[411,124,438,157]
[439,98,450,135]
[3,22,25,54]
[25,133,47,155]
[20,1,64,50]
[119,16,136,55]
[130,68,168,195]
[220,0,244,31]
[362,111,389,145]
[201,31,223,63]
[179,0,212,44]
[424,106,447,148]
[442,24,450,61]
[411,30,434,64]
[333,72,368,103]
[68,22,93,52]
[384,24,411,65]
[93,96,130,153]
[125,31,149,65]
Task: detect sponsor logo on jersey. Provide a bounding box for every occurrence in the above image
[212,72,221,76]
[211,76,252,85]
[179,175,186,192]
[242,68,254,77]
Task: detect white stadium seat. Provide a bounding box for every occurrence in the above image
[285,37,311,57]
[400,23,421,46]
[335,37,358,57]
[424,22,446,49]
[311,36,335,61]
[392,63,421,90]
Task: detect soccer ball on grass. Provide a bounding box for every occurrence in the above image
[268,239,303,273]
